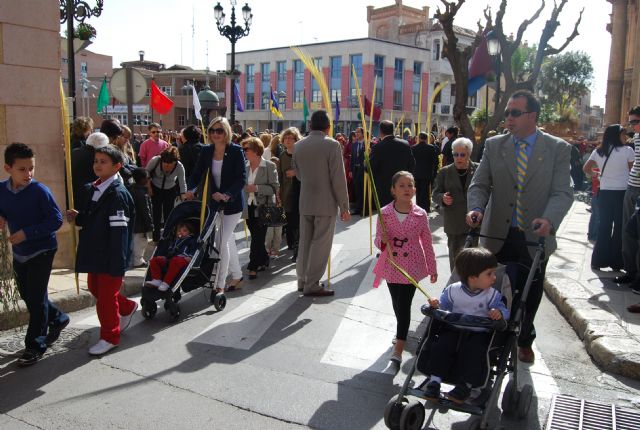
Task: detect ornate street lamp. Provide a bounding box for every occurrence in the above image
[213,1,253,124]
[487,31,502,117]
[60,0,104,118]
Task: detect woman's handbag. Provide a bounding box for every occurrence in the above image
[259,203,287,227]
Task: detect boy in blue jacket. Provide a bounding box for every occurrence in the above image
[0,143,69,366]
[67,146,137,356]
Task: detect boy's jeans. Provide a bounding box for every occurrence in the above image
[13,249,69,353]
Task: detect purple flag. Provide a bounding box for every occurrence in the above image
[234,81,244,112]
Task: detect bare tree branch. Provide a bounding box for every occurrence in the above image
[544,8,583,56]
[514,0,545,48]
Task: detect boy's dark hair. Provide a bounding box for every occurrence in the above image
[132,167,149,184]
[95,145,124,165]
[4,142,34,166]
[629,106,640,116]
[446,126,459,137]
[310,110,330,131]
[455,247,498,285]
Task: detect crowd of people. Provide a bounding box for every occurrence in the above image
[2,89,638,389]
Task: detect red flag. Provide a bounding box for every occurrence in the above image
[364,96,382,122]
[151,80,174,115]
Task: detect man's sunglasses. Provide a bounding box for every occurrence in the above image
[452,152,468,158]
[504,109,532,118]
[629,119,640,126]
[209,128,225,135]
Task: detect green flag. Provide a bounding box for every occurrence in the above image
[303,94,309,123]
[96,77,109,114]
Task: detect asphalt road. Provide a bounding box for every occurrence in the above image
[1,213,639,430]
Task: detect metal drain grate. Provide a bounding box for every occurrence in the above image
[546,394,640,430]
[0,327,92,356]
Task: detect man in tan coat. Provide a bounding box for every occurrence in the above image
[293,110,350,296]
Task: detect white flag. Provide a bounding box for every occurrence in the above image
[192,85,202,121]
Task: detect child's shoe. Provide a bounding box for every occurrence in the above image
[88,339,117,356]
[145,279,162,288]
[422,380,441,401]
[446,384,471,404]
[158,281,170,292]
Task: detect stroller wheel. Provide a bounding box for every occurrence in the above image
[501,380,518,416]
[141,298,157,320]
[516,384,533,419]
[172,289,182,303]
[212,292,227,311]
[399,400,424,430]
[384,395,406,430]
[168,303,181,322]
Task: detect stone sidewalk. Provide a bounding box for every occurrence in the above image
[1,200,639,379]
[545,200,640,379]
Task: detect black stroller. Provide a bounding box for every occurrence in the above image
[140,200,227,321]
[383,235,546,430]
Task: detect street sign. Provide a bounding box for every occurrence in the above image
[110,68,147,104]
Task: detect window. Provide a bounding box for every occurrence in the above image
[262,91,270,109]
[246,92,255,110]
[61,58,68,64]
[261,63,270,82]
[160,86,172,96]
[294,60,303,80]
[468,93,478,107]
[394,58,404,80]
[433,40,441,61]
[312,90,322,103]
[178,115,186,127]
[450,83,456,98]
[413,61,422,77]
[246,64,255,83]
[374,55,384,78]
[330,56,341,79]
[294,90,304,103]
[393,90,402,110]
[277,61,286,82]
[80,62,88,73]
[331,89,341,102]
[313,57,321,70]
[434,82,442,103]
[350,54,362,77]
[412,92,419,111]
[145,88,151,97]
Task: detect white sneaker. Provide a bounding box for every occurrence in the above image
[158,282,170,292]
[120,302,139,333]
[88,339,118,356]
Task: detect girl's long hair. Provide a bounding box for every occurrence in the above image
[597,124,625,156]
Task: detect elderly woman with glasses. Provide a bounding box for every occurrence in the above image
[241,137,279,279]
[186,117,246,293]
[433,137,479,269]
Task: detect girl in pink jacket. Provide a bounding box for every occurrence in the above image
[373,171,438,366]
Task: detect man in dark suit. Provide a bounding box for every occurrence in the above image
[467,90,573,364]
[411,131,440,212]
[441,126,459,166]
[350,127,366,215]
[370,120,416,207]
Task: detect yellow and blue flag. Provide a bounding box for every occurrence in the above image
[270,87,284,119]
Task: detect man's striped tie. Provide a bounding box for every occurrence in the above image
[515,141,528,230]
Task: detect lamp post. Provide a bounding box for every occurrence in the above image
[278,90,286,131]
[182,80,191,124]
[60,0,104,118]
[487,31,502,118]
[213,1,253,124]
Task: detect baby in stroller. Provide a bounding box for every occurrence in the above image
[421,247,510,404]
[145,221,198,292]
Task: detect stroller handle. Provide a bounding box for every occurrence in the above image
[421,305,508,332]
